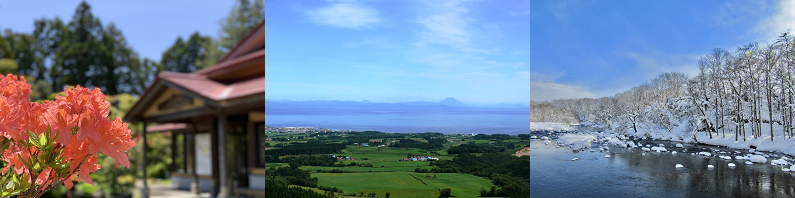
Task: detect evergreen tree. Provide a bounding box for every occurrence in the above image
[160,32,215,73]
[218,0,264,52]
[52,1,105,91]
[3,30,41,77]
[0,31,17,74]
[32,17,67,87]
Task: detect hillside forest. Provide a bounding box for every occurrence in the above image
[532,32,795,143]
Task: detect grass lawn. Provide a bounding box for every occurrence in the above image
[312,172,496,198]
[409,173,497,197]
[473,139,494,144]
[263,163,289,168]
[302,165,434,172]
[289,185,358,198]
[343,146,449,162]
[313,172,438,198]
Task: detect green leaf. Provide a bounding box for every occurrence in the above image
[49,127,59,150]
[37,153,46,165]
[17,154,31,168]
[54,162,72,174]
[32,162,41,172]
[28,130,42,149]
[47,152,57,164]
[6,189,22,197]
[5,179,13,190]
[19,174,29,189]
[39,132,48,148]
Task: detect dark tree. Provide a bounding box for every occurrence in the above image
[439,188,452,197]
[160,32,214,73]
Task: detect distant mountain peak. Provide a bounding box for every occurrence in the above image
[440,97,466,106]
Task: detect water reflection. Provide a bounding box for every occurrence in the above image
[530,132,795,198]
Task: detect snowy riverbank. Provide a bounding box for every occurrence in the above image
[610,125,795,156]
[693,133,795,156]
[530,122,575,132]
[532,122,795,156]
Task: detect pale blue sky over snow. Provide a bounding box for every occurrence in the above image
[0,0,235,62]
[531,0,795,101]
[265,0,530,105]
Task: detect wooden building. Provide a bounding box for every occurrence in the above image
[124,21,265,198]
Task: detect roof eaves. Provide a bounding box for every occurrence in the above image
[124,78,164,123]
[214,19,265,65]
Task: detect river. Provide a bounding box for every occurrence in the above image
[530,130,795,198]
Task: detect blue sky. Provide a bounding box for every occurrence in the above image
[531,0,795,101]
[0,1,235,62]
[265,1,530,105]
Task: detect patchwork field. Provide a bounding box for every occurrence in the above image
[301,164,433,172]
[265,133,527,197]
[312,172,497,198]
[342,146,455,161]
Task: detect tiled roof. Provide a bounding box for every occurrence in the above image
[158,71,264,101]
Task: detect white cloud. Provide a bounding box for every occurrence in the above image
[712,0,769,28]
[397,1,530,104]
[531,82,595,101]
[416,1,474,48]
[529,72,596,101]
[519,71,531,81]
[529,71,561,82]
[307,1,381,29]
[411,1,508,70]
[756,0,795,41]
[623,51,700,79]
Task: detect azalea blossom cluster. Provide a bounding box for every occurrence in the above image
[0,74,135,197]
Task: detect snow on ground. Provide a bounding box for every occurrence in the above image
[694,128,795,156]
[530,122,574,132]
[607,138,623,145]
[750,155,767,163]
[597,121,795,156]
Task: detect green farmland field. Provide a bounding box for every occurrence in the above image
[301,164,434,172]
[312,172,496,198]
[263,163,289,168]
[265,133,527,197]
[343,146,455,162]
[409,173,497,197]
[314,172,438,198]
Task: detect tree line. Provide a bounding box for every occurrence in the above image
[263,143,347,156]
[0,0,263,100]
[429,153,529,198]
[535,32,795,142]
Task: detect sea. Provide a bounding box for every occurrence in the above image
[264,110,530,135]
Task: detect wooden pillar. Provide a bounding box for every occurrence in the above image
[183,129,189,173]
[210,116,220,198]
[217,114,229,197]
[141,122,149,198]
[190,123,200,194]
[171,131,177,172]
[246,122,256,177]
